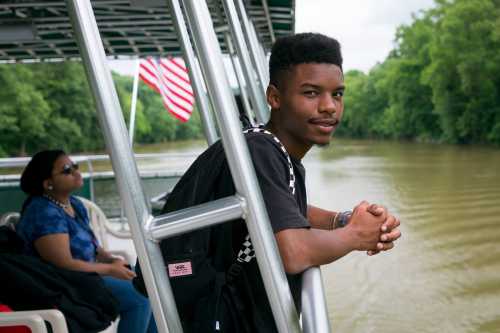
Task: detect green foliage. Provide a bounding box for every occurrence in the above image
[339,0,500,146]
[423,0,500,143]
[339,69,388,138]
[0,64,51,156]
[2,0,500,156]
[0,62,204,157]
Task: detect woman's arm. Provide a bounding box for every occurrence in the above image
[95,246,118,264]
[34,234,135,280]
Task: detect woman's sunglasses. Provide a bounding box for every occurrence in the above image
[59,163,79,175]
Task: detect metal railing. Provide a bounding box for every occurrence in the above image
[64,0,330,332]
[0,152,195,211]
[67,2,180,332]
[0,152,199,169]
[221,0,269,124]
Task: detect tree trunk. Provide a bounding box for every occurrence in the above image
[19,139,26,157]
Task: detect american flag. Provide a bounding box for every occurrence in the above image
[138,57,195,122]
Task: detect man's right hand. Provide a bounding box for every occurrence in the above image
[344,201,386,251]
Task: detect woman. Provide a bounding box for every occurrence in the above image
[16,150,157,333]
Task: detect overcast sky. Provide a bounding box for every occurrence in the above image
[295,0,435,72]
[109,0,436,76]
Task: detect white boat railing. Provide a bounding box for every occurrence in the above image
[0,152,199,169]
[0,153,194,207]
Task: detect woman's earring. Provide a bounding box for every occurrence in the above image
[48,185,53,191]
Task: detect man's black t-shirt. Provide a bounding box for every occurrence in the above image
[160,131,310,331]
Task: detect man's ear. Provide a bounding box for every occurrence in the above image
[266,84,281,110]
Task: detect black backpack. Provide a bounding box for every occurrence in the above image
[134,127,295,332]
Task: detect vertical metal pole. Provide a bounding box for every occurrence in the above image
[181,2,301,332]
[166,0,218,146]
[235,0,269,93]
[123,59,141,231]
[129,59,140,145]
[301,267,331,333]
[66,1,181,332]
[86,159,94,202]
[249,21,270,85]
[221,0,269,124]
[261,0,276,43]
[224,32,255,126]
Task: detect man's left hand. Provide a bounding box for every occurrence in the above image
[366,204,401,256]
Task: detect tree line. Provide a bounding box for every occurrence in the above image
[338,0,500,145]
[0,62,204,157]
[1,0,499,157]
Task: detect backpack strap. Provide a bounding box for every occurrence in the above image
[234,125,296,264]
[242,125,295,195]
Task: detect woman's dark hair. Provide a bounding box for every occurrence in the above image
[269,32,343,87]
[20,149,66,213]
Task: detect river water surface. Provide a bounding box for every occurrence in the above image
[305,139,500,333]
[116,138,500,332]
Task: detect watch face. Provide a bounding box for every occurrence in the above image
[339,211,352,228]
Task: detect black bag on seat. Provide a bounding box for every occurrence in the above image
[0,226,24,254]
[0,253,119,333]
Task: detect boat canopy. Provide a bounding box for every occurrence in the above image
[0,0,294,62]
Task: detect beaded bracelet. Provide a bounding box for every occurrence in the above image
[330,212,339,230]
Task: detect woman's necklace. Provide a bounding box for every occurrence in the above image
[43,193,71,210]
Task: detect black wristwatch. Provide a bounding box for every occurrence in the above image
[337,210,352,228]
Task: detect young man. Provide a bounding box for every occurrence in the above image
[136,33,401,332]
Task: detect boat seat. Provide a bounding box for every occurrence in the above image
[75,196,133,264]
[0,309,118,333]
[0,309,68,333]
[0,212,20,230]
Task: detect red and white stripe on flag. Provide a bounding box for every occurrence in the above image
[138,57,195,122]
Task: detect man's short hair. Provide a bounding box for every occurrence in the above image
[269,33,343,86]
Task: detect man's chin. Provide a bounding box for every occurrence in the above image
[314,134,333,148]
[315,142,331,148]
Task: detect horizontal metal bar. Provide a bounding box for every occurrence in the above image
[35,19,177,29]
[149,195,245,241]
[0,170,183,184]
[0,50,186,62]
[31,16,226,29]
[0,3,65,8]
[247,5,294,13]
[19,35,179,44]
[33,13,172,22]
[1,44,180,53]
[0,152,198,168]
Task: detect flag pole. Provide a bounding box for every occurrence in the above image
[121,58,141,231]
[129,58,140,145]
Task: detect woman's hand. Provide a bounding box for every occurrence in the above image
[107,260,136,280]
